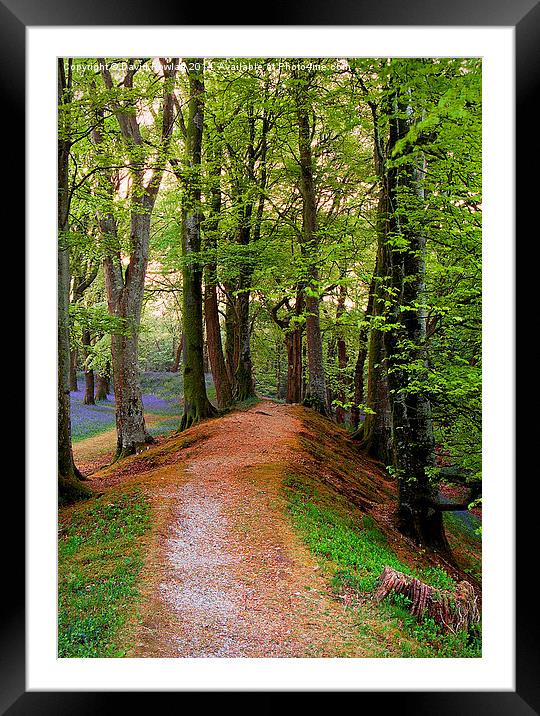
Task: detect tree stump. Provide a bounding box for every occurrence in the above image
[373,566,480,634]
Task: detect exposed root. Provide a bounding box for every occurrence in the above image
[179,401,217,432]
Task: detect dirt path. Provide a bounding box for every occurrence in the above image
[129,401,368,658]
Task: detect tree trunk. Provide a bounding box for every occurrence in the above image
[203,146,233,409]
[82,328,95,405]
[285,326,303,403]
[382,72,449,553]
[69,349,78,392]
[269,288,305,404]
[326,332,337,414]
[224,280,238,393]
[101,205,155,458]
[335,284,349,425]
[350,340,367,430]
[95,372,109,401]
[353,170,392,464]
[171,336,184,373]
[294,71,329,416]
[235,287,255,401]
[97,58,178,457]
[57,58,90,503]
[275,340,282,399]
[83,370,95,405]
[179,59,216,431]
[301,342,307,402]
[205,284,233,408]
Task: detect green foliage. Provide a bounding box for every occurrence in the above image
[65,53,482,528]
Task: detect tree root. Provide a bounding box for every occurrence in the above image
[179,402,217,432]
[373,565,480,634]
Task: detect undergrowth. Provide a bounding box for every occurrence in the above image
[284,473,481,658]
[58,486,151,657]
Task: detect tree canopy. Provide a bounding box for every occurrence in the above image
[58,56,482,553]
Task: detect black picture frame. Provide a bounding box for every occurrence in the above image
[7,0,536,711]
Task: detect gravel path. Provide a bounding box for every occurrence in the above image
[132,401,366,658]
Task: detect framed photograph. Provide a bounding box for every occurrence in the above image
[9,0,535,711]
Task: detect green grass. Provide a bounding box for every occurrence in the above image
[284,473,481,658]
[58,487,151,657]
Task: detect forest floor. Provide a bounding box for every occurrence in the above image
[61,398,482,659]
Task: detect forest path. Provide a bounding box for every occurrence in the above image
[129,400,368,658]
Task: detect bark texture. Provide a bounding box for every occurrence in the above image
[96,58,178,457]
[69,350,78,392]
[178,59,217,430]
[202,148,234,409]
[381,70,448,553]
[334,283,349,424]
[355,253,392,464]
[374,566,479,634]
[269,290,304,404]
[57,58,89,502]
[82,328,95,405]
[294,71,329,416]
[95,375,108,401]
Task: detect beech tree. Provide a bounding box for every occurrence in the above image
[380,61,448,551]
[173,59,217,430]
[202,139,233,408]
[61,57,482,554]
[292,67,329,416]
[57,58,90,503]
[95,57,179,457]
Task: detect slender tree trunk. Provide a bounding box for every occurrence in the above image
[232,189,256,402]
[335,284,349,424]
[224,281,238,392]
[275,340,282,399]
[230,97,269,403]
[295,72,329,416]
[350,339,367,429]
[69,349,78,392]
[58,58,89,502]
[179,59,216,430]
[326,332,337,413]
[203,149,233,408]
[285,327,303,403]
[269,289,304,404]
[353,94,393,461]
[82,328,95,405]
[356,254,392,464]
[205,285,233,408]
[171,336,184,373]
[301,342,307,402]
[235,287,255,401]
